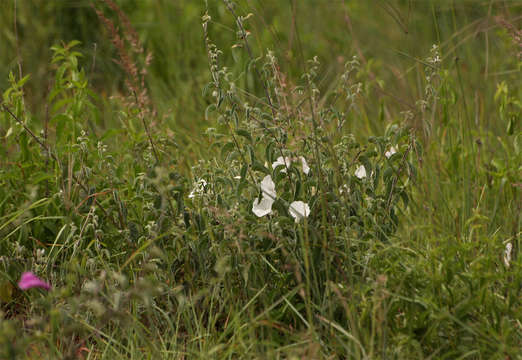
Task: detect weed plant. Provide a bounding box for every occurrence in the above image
[0,0,520,359]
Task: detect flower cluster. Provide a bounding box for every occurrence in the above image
[252,155,311,223]
[188,178,207,199]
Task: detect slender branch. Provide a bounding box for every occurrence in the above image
[2,104,51,156]
[133,90,159,163]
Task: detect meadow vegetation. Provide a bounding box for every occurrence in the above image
[0,0,520,358]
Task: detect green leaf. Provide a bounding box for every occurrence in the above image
[52,97,73,114]
[220,142,235,158]
[400,190,409,207]
[32,172,54,184]
[252,161,270,174]
[67,40,82,48]
[407,161,417,180]
[383,167,394,183]
[52,114,73,141]
[294,179,302,200]
[265,141,275,164]
[235,129,252,142]
[373,166,381,188]
[248,145,255,164]
[0,280,14,303]
[240,164,248,180]
[16,74,31,88]
[19,132,31,162]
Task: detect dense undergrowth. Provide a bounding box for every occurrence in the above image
[0,0,520,359]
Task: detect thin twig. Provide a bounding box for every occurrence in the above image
[2,104,50,155]
[133,90,159,164]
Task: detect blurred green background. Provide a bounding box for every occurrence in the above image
[1,0,519,139]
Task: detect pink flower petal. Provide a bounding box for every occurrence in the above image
[18,272,51,291]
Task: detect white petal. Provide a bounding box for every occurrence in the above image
[300,156,310,175]
[385,146,397,158]
[260,175,276,199]
[355,165,367,179]
[289,201,310,223]
[504,243,512,267]
[272,156,291,173]
[188,179,207,198]
[252,197,274,217]
[339,184,350,194]
[271,156,285,169]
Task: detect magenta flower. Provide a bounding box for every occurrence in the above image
[18,272,51,291]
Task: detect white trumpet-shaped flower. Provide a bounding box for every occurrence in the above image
[260,175,276,199]
[272,156,292,173]
[289,201,310,223]
[252,197,274,217]
[299,156,310,175]
[252,175,276,217]
[385,146,397,158]
[355,165,367,179]
[272,155,311,175]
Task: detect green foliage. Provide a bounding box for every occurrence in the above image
[0,0,520,359]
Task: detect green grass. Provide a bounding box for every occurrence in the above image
[0,0,520,359]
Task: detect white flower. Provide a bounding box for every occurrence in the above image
[339,184,350,194]
[252,197,274,217]
[188,179,207,198]
[252,175,276,217]
[385,146,397,158]
[289,201,310,223]
[272,155,310,175]
[355,165,367,179]
[504,242,512,267]
[299,156,310,175]
[272,156,292,173]
[260,175,276,200]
